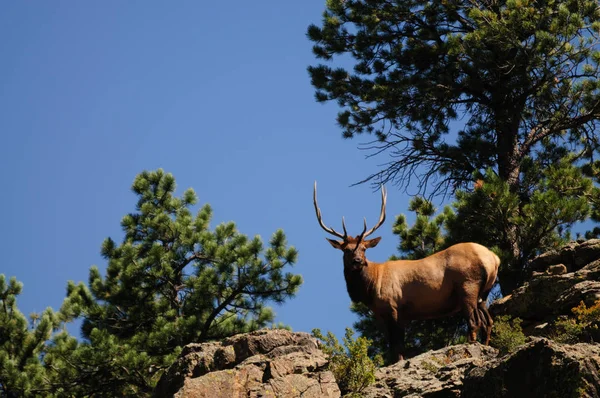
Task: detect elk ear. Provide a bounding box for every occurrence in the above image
[326,238,343,249]
[364,237,382,248]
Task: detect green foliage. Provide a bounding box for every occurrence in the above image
[312,328,382,397]
[554,300,600,344]
[445,165,595,292]
[308,0,600,293]
[0,275,62,397]
[350,303,388,359]
[421,360,439,374]
[490,315,527,355]
[43,328,171,396]
[308,0,600,190]
[393,197,447,259]
[0,170,303,397]
[583,161,600,239]
[47,169,303,396]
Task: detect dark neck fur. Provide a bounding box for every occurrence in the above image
[343,265,375,306]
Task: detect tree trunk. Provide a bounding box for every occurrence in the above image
[496,119,523,294]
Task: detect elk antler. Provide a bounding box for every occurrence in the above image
[313,181,347,240]
[354,217,368,247]
[357,185,387,242]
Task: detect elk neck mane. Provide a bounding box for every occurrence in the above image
[344,261,378,306]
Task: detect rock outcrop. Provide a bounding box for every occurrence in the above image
[528,239,600,274]
[361,343,498,397]
[158,330,600,398]
[463,338,600,398]
[491,239,600,334]
[157,240,600,397]
[361,339,600,398]
[153,329,340,398]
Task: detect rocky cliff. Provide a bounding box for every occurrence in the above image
[154,329,340,398]
[492,239,600,337]
[156,240,600,397]
[156,330,600,397]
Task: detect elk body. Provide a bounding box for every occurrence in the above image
[313,182,500,362]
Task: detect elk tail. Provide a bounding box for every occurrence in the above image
[478,265,490,304]
[477,266,492,328]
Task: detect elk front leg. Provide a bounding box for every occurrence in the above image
[376,311,405,362]
[384,320,405,362]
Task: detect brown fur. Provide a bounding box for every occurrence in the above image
[327,236,500,362]
[313,182,499,361]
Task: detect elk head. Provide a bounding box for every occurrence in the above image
[313,181,387,268]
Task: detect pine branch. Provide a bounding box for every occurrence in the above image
[198,286,245,341]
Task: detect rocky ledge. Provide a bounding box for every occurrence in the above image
[361,343,497,397]
[362,338,600,398]
[156,240,600,397]
[462,338,600,398]
[155,330,600,397]
[491,239,600,334]
[153,329,340,398]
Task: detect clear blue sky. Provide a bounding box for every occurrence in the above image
[0,2,431,341]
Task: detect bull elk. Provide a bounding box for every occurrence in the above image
[313,182,500,361]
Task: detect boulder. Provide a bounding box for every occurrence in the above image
[491,242,600,328]
[155,241,600,397]
[490,273,588,321]
[463,338,600,398]
[156,333,600,398]
[528,239,600,273]
[153,329,340,398]
[361,339,600,398]
[361,344,498,398]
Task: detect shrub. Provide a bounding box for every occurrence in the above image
[490,315,527,355]
[554,300,600,343]
[312,328,383,397]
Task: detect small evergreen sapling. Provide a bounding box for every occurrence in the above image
[312,328,382,396]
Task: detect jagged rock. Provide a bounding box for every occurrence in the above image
[463,338,600,398]
[490,239,600,320]
[490,273,587,320]
[556,280,600,311]
[577,258,600,281]
[528,239,600,273]
[361,344,498,398]
[155,332,600,398]
[491,240,600,328]
[153,329,340,398]
[360,339,600,398]
[155,241,600,397]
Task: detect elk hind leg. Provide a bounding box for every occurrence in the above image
[461,294,481,343]
[478,301,493,345]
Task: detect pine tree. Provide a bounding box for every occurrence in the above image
[46,169,303,395]
[583,160,600,239]
[445,161,594,292]
[0,275,61,397]
[392,197,446,260]
[308,0,600,288]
